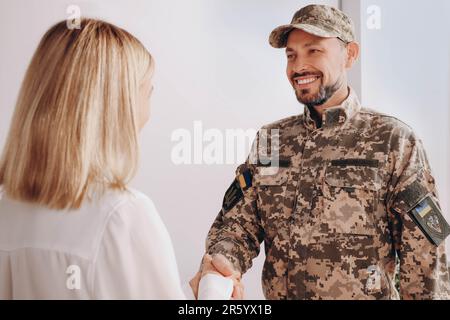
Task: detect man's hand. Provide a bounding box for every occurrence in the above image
[189,254,244,300]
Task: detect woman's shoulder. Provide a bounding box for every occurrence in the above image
[104,187,157,216]
[98,188,172,260]
[100,187,163,233]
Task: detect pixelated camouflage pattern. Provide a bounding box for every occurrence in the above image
[270,4,356,48]
[206,87,450,300]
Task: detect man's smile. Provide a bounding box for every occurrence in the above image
[293,75,321,88]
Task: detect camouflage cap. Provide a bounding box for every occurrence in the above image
[269,4,355,48]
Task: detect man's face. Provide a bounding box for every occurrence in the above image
[285,29,348,108]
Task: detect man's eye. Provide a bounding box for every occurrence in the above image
[287,54,294,60]
[309,49,320,54]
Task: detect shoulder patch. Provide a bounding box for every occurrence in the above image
[222,170,252,213]
[409,195,450,246]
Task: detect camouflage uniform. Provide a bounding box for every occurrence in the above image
[206,88,450,299]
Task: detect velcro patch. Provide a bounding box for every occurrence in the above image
[257,158,291,168]
[222,170,253,213]
[331,159,379,168]
[409,195,450,246]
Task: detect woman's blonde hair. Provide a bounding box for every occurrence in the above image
[0,18,153,209]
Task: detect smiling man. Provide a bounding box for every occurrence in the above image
[191,4,450,300]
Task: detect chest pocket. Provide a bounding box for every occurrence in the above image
[322,164,382,236]
[254,166,295,233]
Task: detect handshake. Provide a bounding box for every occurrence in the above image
[189,254,244,300]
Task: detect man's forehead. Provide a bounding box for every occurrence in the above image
[286,31,335,50]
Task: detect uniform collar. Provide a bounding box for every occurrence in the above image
[303,87,361,130]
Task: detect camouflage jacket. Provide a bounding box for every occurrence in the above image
[206,88,450,300]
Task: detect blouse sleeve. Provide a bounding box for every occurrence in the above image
[92,191,186,299]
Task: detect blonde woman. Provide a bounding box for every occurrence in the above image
[0,19,185,299]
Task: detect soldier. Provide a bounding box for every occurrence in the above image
[190,4,450,300]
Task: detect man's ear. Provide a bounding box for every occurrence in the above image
[345,41,360,69]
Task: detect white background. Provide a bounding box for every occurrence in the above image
[359,0,450,224]
[0,0,448,299]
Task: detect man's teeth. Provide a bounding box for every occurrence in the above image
[297,77,318,85]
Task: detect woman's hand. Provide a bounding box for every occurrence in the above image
[189,254,244,300]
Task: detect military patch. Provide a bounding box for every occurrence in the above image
[331,158,379,168]
[222,170,253,213]
[237,170,252,190]
[409,195,450,246]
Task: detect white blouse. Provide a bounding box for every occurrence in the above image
[0,187,186,299]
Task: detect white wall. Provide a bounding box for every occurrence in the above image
[357,0,450,254]
[0,0,339,299]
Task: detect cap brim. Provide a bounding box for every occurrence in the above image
[269,23,340,48]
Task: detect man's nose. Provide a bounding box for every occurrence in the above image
[291,56,309,75]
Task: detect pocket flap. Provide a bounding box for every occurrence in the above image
[255,167,290,186]
[325,164,381,191]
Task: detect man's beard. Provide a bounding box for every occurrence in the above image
[295,78,342,108]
